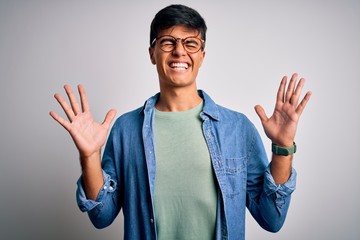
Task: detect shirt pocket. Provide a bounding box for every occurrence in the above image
[223,157,247,198]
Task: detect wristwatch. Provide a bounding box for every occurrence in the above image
[272,142,297,156]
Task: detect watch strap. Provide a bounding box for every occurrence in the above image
[272,142,297,156]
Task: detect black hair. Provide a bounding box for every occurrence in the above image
[150,4,207,46]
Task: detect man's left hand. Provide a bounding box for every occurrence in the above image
[254,73,312,147]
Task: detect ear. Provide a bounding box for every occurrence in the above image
[199,50,206,68]
[149,47,156,65]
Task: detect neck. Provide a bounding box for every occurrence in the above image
[156,86,202,112]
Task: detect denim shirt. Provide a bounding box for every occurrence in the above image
[76,90,296,240]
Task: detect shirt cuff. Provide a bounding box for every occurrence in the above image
[76,170,117,212]
[264,166,297,197]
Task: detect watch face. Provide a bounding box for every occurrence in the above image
[281,148,290,156]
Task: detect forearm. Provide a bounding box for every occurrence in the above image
[270,154,293,184]
[80,151,104,200]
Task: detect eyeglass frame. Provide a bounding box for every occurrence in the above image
[150,34,205,54]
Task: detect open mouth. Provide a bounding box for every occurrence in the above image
[170,62,189,70]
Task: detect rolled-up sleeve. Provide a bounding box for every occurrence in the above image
[75,168,120,229]
[264,166,297,211]
[76,170,117,212]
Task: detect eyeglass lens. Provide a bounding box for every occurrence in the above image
[158,36,202,53]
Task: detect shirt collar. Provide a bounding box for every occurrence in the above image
[141,90,220,121]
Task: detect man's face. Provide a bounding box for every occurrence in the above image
[149,25,206,90]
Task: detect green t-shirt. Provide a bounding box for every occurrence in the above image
[154,102,217,240]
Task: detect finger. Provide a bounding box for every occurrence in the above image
[78,84,90,112]
[285,73,298,103]
[254,105,268,123]
[295,91,312,116]
[276,76,287,104]
[64,85,81,115]
[290,77,305,106]
[49,111,71,131]
[102,109,117,128]
[54,93,76,121]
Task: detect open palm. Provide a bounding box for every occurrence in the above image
[255,74,312,147]
[50,85,116,158]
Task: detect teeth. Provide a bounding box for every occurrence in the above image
[171,62,188,69]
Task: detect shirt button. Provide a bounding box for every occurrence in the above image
[109,186,114,191]
[103,186,107,190]
[150,218,154,224]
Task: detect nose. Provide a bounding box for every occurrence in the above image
[172,39,187,56]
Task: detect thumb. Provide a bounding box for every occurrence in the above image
[102,109,117,128]
[254,105,268,123]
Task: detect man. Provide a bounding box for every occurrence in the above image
[50,4,311,240]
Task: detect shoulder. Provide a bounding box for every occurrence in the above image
[201,90,256,131]
[110,93,158,131]
[216,104,254,127]
[112,106,144,131]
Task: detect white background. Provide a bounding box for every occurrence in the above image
[1,0,359,239]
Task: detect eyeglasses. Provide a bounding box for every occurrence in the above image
[151,35,205,54]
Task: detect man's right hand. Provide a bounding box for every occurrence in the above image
[50,84,116,200]
[50,84,116,159]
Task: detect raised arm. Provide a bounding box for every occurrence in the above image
[50,84,116,199]
[254,73,312,184]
